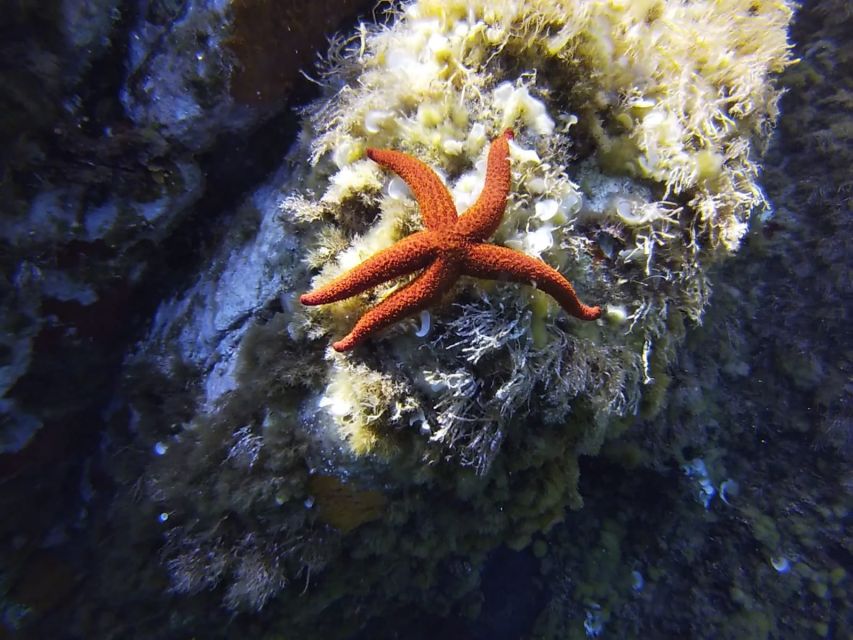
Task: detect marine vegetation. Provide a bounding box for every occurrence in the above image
[113,0,796,633]
[284,0,794,474]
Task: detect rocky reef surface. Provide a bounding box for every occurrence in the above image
[0,1,848,639]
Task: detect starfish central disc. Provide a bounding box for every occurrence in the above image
[301,129,601,352]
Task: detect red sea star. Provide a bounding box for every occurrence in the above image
[301,129,601,352]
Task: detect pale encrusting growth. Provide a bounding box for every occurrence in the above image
[286,0,793,471]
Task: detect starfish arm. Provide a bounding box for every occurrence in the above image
[461,244,602,321]
[332,257,460,351]
[301,231,436,305]
[366,148,457,231]
[453,129,514,241]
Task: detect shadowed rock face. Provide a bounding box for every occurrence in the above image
[0,0,374,455]
[0,0,372,635]
[227,0,370,106]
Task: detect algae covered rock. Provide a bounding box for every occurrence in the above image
[120,0,794,632]
[284,0,793,477]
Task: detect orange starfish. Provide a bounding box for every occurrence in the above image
[301,129,601,352]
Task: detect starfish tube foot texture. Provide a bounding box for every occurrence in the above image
[300,129,601,352]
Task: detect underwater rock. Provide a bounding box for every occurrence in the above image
[122,0,374,148]
[0,0,370,456]
[119,0,795,628]
[285,0,793,477]
[121,0,252,149]
[0,157,204,454]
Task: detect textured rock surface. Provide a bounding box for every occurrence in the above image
[1,1,848,639]
[0,0,373,634]
[0,0,372,454]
